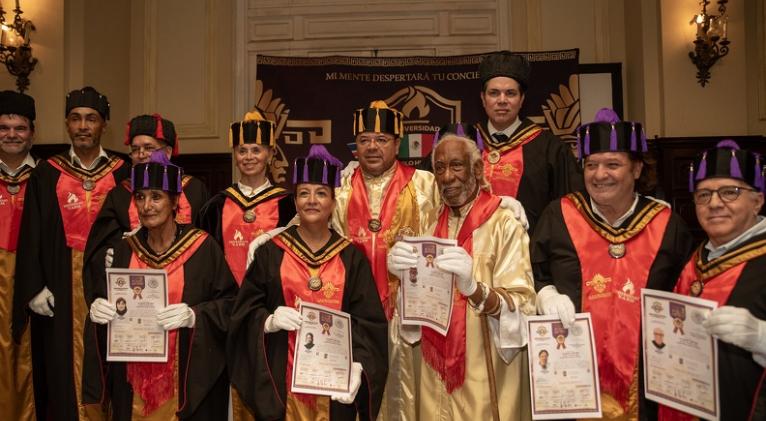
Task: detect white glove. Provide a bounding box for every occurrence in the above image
[156,303,196,330]
[105,248,114,269]
[264,306,302,333]
[387,241,418,273]
[341,160,359,179]
[331,362,363,404]
[536,285,576,328]
[246,227,287,270]
[499,195,529,230]
[89,298,116,324]
[434,246,476,296]
[29,287,55,317]
[704,306,766,354]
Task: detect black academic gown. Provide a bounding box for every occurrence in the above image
[530,192,694,420]
[227,226,388,421]
[81,224,237,420]
[84,176,209,293]
[12,153,130,421]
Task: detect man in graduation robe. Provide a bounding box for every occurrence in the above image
[531,109,693,420]
[0,90,37,420]
[332,100,439,421]
[658,140,766,420]
[12,87,130,421]
[474,51,583,232]
[84,113,209,288]
[388,134,536,420]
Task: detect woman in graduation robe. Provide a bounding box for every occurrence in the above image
[197,109,295,285]
[227,145,388,421]
[82,151,237,420]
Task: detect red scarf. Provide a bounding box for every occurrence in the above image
[421,189,500,393]
[222,196,281,284]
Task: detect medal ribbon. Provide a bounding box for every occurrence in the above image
[562,197,670,417]
[222,197,280,284]
[346,162,416,318]
[482,127,539,198]
[421,190,500,393]
[0,178,28,252]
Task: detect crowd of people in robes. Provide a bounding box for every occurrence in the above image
[0,49,764,421]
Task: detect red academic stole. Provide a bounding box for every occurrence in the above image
[48,155,123,251]
[346,162,416,318]
[126,176,194,229]
[272,231,349,408]
[124,228,207,415]
[561,193,670,416]
[480,123,542,197]
[421,190,501,393]
[221,186,287,284]
[0,166,33,252]
[659,240,766,421]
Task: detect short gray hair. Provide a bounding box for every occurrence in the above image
[432,134,490,191]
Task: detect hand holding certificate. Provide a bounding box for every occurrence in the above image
[527,314,602,420]
[641,289,719,420]
[106,268,168,362]
[397,236,457,335]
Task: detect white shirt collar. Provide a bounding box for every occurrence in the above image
[488,118,522,139]
[0,153,36,176]
[237,179,271,198]
[705,216,766,260]
[69,146,108,170]
[590,194,640,228]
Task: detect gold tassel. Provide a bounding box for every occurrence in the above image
[256,123,262,144]
[228,125,234,147]
[239,122,245,145]
[268,126,275,146]
[357,111,364,134]
[374,109,381,133]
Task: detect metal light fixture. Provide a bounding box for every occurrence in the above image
[0,0,36,93]
[689,0,730,87]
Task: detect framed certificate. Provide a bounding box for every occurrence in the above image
[527,314,602,420]
[291,302,353,396]
[398,236,457,335]
[105,268,168,362]
[641,289,719,420]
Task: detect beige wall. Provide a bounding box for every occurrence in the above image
[2,0,763,152]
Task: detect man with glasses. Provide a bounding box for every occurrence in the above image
[531,109,693,420]
[659,140,766,420]
[84,114,208,290]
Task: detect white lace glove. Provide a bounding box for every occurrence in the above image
[89,298,116,324]
[156,303,196,330]
[434,246,476,296]
[246,227,287,270]
[29,287,55,317]
[105,248,114,269]
[499,195,529,230]
[536,285,576,328]
[704,306,766,354]
[331,362,363,404]
[341,160,359,179]
[264,306,302,333]
[387,241,418,274]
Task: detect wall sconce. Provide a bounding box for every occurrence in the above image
[0,0,36,93]
[689,0,730,87]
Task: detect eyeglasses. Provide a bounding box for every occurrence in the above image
[692,185,758,205]
[130,145,159,156]
[357,136,393,147]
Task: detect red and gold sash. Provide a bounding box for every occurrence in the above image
[222,186,287,284]
[124,228,207,415]
[126,176,194,229]
[479,123,542,197]
[0,167,33,252]
[421,190,501,393]
[346,162,417,318]
[272,230,349,409]
[49,156,123,251]
[562,193,669,417]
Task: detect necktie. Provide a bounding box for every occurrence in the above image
[492,133,509,143]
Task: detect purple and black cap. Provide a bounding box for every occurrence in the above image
[131,150,183,194]
[576,108,647,162]
[688,139,764,192]
[293,144,342,188]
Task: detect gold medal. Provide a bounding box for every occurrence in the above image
[608,243,626,259]
[488,150,501,165]
[82,178,95,191]
[243,209,256,223]
[689,280,704,297]
[308,276,323,291]
[6,184,20,195]
[368,218,382,232]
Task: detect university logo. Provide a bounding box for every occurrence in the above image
[617,278,638,303]
[234,229,244,242]
[67,192,79,204]
[586,273,612,294]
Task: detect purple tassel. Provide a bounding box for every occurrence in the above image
[303,160,309,183]
[755,155,764,192]
[629,124,637,152]
[130,166,136,190]
[434,129,441,142]
[730,150,743,179]
[321,161,328,185]
[142,165,150,188]
[688,164,695,192]
[177,169,182,192]
[576,130,582,161]
[456,124,465,137]
[584,126,591,156]
[162,166,169,191]
[641,128,648,153]
[476,131,485,151]
[609,123,618,151]
[695,152,707,181]
[292,159,299,185]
